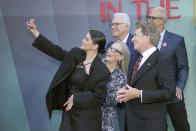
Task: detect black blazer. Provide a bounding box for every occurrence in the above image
[32,35,111,121]
[126,49,175,131]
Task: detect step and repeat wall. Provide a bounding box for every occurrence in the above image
[0,0,196,131]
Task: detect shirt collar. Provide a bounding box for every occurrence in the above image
[142,47,157,60]
[160,29,166,42]
[122,33,129,44]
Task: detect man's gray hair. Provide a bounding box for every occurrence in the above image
[150,7,168,21]
[135,21,160,46]
[113,13,130,26]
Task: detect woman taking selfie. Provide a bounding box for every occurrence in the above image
[27,19,110,131]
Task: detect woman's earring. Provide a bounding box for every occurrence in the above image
[118,60,121,67]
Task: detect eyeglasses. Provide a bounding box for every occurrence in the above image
[146,16,163,21]
[110,23,125,27]
[108,46,122,55]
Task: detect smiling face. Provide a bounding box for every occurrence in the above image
[106,43,123,64]
[111,16,129,40]
[131,28,147,53]
[81,32,98,52]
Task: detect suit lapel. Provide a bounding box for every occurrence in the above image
[126,33,134,48]
[84,55,99,89]
[89,55,99,76]
[131,50,159,85]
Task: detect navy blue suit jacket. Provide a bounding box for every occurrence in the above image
[160,31,189,103]
[106,33,140,79]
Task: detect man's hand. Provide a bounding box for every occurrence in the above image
[117,84,140,103]
[176,87,182,100]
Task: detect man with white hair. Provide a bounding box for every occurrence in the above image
[106,13,140,76]
[106,12,140,131]
[147,7,190,131]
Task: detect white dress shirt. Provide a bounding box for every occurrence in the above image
[157,29,166,50]
[139,47,157,69]
[121,33,129,44]
[138,46,157,103]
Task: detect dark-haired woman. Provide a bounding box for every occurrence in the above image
[27,19,110,131]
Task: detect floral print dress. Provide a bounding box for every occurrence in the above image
[102,68,127,131]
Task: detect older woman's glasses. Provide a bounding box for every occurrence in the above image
[146,16,163,21]
[108,46,122,55]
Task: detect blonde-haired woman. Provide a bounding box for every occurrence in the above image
[102,41,130,131]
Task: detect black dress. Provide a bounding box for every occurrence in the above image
[59,64,88,131]
[68,64,89,95]
[32,34,111,131]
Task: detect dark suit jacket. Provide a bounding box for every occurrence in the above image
[126,49,175,131]
[106,33,140,78]
[160,31,189,103]
[32,35,111,131]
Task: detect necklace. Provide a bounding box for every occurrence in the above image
[83,61,92,65]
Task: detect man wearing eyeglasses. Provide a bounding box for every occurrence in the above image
[106,13,140,131]
[147,7,190,131]
[106,13,140,76]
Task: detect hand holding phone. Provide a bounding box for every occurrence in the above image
[27,18,35,29]
[27,18,40,38]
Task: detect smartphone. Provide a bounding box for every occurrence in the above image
[27,18,35,29]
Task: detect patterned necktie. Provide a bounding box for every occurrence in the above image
[130,55,143,83]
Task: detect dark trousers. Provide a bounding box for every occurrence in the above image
[59,111,71,131]
[124,110,166,131]
[167,101,190,131]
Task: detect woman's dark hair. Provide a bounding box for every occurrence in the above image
[89,30,106,54]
